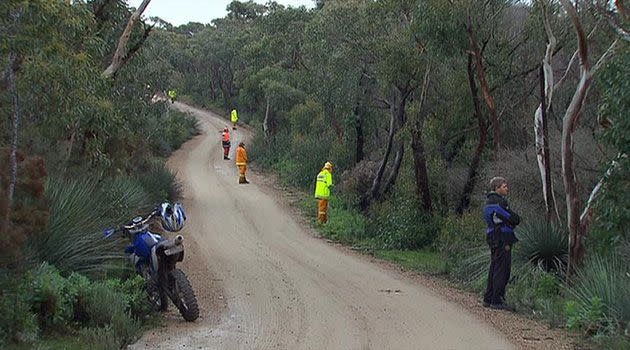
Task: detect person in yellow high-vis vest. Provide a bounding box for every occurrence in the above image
[231,109,238,130]
[314,162,333,224]
[236,142,249,184]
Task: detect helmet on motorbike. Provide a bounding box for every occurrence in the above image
[160,202,186,232]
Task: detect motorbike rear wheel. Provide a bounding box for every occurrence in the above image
[169,269,199,321]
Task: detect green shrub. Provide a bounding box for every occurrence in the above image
[85,283,128,327]
[0,271,39,344]
[567,254,630,335]
[78,325,119,350]
[109,308,140,346]
[513,222,568,272]
[28,177,139,277]
[98,176,153,219]
[104,276,151,320]
[437,213,486,261]
[506,267,565,326]
[449,245,488,288]
[135,161,182,203]
[367,198,439,250]
[272,158,304,187]
[27,263,76,332]
[566,298,610,335]
[318,198,367,245]
[66,273,92,325]
[149,110,200,157]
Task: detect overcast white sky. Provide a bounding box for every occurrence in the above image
[127,0,316,26]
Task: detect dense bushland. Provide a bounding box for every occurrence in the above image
[1,1,199,348]
[151,0,628,346]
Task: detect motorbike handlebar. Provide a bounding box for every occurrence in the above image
[103,207,160,238]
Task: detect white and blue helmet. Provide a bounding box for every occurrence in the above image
[160,202,186,232]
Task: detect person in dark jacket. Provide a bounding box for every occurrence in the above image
[483,176,520,310]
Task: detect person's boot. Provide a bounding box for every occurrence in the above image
[239,176,247,184]
[224,156,230,160]
[489,303,515,312]
[243,177,249,184]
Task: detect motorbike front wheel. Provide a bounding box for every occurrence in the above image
[168,269,199,321]
[146,277,168,312]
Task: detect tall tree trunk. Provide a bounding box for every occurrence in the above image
[467,18,500,156]
[354,69,369,163]
[411,125,432,212]
[557,0,618,276]
[381,94,409,197]
[559,0,593,277]
[354,100,365,163]
[6,52,22,205]
[363,98,398,208]
[102,0,152,78]
[456,55,488,215]
[382,142,404,196]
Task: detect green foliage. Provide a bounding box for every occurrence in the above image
[566,254,630,335]
[135,161,183,203]
[103,276,151,321]
[590,44,630,256]
[367,198,439,250]
[29,171,179,278]
[506,267,565,326]
[149,110,200,157]
[0,271,39,345]
[449,245,489,288]
[566,298,610,334]
[28,178,130,276]
[513,222,568,272]
[437,213,486,260]
[77,326,120,350]
[317,197,367,245]
[26,263,77,331]
[0,265,148,347]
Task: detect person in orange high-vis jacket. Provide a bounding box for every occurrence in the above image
[236,142,249,184]
[314,162,333,224]
[221,127,231,160]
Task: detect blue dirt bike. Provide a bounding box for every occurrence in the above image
[104,202,199,322]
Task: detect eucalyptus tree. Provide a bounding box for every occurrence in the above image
[303,0,378,167]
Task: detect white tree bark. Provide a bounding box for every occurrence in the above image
[579,153,627,229]
[102,0,152,78]
[534,4,561,222]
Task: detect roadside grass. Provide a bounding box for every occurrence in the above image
[295,194,447,276]
[375,249,448,275]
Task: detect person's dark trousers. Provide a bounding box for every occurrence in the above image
[483,239,512,305]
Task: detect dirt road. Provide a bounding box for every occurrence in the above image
[130,102,515,349]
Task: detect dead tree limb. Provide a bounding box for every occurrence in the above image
[579,153,627,231]
[467,16,501,156]
[102,0,152,78]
